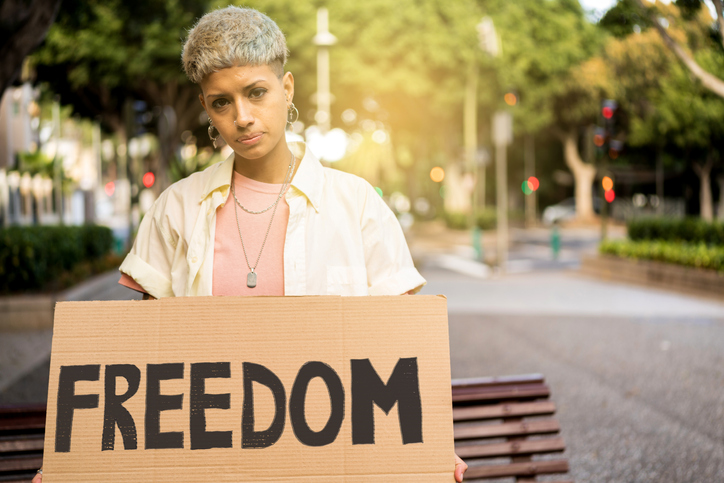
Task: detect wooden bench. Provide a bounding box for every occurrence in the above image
[0,404,46,483]
[453,374,572,482]
[1,374,571,482]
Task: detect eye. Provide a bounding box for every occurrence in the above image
[211,98,229,108]
[249,88,267,99]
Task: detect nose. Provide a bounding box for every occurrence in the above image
[234,99,254,128]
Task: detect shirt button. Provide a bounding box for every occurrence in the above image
[191,257,198,264]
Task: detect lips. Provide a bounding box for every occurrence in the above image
[237,133,263,145]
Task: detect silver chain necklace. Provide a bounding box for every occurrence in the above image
[231,155,295,214]
[231,153,296,288]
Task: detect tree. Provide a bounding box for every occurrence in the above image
[0,0,61,94]
[326,0,484,199]
[488,0,611,221]
[603,1,724,219]
[632,0,724,99]
[31,0,209,190]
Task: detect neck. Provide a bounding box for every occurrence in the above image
[233,140,292,184]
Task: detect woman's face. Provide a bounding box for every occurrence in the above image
[199,64,293,161]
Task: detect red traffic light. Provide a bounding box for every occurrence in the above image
[142,172,155,188]
[602,106,614,119]
[605,190,615,203]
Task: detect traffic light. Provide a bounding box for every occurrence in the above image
[593,127,606,147]
[601,100,617,121]
[602,176,615,203]
[596,100,624,159]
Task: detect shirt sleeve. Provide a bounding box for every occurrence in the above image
[360,182,427,295]
[119,195,178,299]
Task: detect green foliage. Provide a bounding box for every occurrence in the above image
[599,0,653,38]
[627,217,724,245]
[600,239,724,272]
[604,1,724,151]
[489,0,607,133]
[18,151,54,177]
[0,225,115,293]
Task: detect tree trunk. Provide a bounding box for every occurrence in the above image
[0,0,61,94]
[556,128,597,221]
[693,156,714,221]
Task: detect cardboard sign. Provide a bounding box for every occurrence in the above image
[43,295,454,482]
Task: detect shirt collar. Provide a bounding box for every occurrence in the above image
[199,152,235,203]
[198,142,323,212]
[289,142,323,213]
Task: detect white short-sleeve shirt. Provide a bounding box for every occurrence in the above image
[120,142,426,298]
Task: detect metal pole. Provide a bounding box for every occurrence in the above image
[464,60,478,225]
[314,8,336,134]
[524,134,535,226]
[656,148,664,215]
[496,140,508,272]
[52,99,62,224]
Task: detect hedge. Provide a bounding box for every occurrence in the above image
[600,239,724,273]
[444,210,497,230]
[627,217,724,246]
[0,225,115,293]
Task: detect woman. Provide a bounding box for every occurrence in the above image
[34,5,467,481]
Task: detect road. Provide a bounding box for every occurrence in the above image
[416,228,724,482]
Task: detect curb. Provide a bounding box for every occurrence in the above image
[580,255,724,301]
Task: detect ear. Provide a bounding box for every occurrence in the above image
[283,72,295,105]
[199,93,206,111]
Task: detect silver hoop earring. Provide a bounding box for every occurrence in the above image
[287,102,299,127]
[208,119,220,147]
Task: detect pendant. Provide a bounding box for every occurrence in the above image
[247,270,257,288]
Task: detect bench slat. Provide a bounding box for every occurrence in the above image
[0,416,46,433]
[453,384,550,403]
[452,374,545,389]
[0,455,43,473]
[453,401,556,421]
[465,459,570,479]
[455,419,560,440]
[456,437,566,458]
[0,435,44,453]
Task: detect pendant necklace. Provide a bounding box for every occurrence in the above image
[231,152,296,288]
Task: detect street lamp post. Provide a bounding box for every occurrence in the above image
[493,111,512,273]
[313,8,337,134]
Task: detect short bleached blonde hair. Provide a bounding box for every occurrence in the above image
[182,6,288,84]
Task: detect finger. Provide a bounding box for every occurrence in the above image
[31,474,42,483]
[454,454,468,482]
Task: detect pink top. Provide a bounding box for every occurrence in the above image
[119,170,289,296]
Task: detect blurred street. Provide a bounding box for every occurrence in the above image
[414,223,724,482]
[2,224,724,481]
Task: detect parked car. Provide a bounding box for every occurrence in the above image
[542,197,602,225]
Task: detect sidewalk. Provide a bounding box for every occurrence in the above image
[0,270,141,404]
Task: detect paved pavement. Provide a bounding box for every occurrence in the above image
[417,249,724,481]
[0,271,141,405]
[2,223,724,481]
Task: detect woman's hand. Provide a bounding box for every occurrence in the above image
[455,453,468,482]
[31,471,41,483]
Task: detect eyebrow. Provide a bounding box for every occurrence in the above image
[206,79,268,99]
